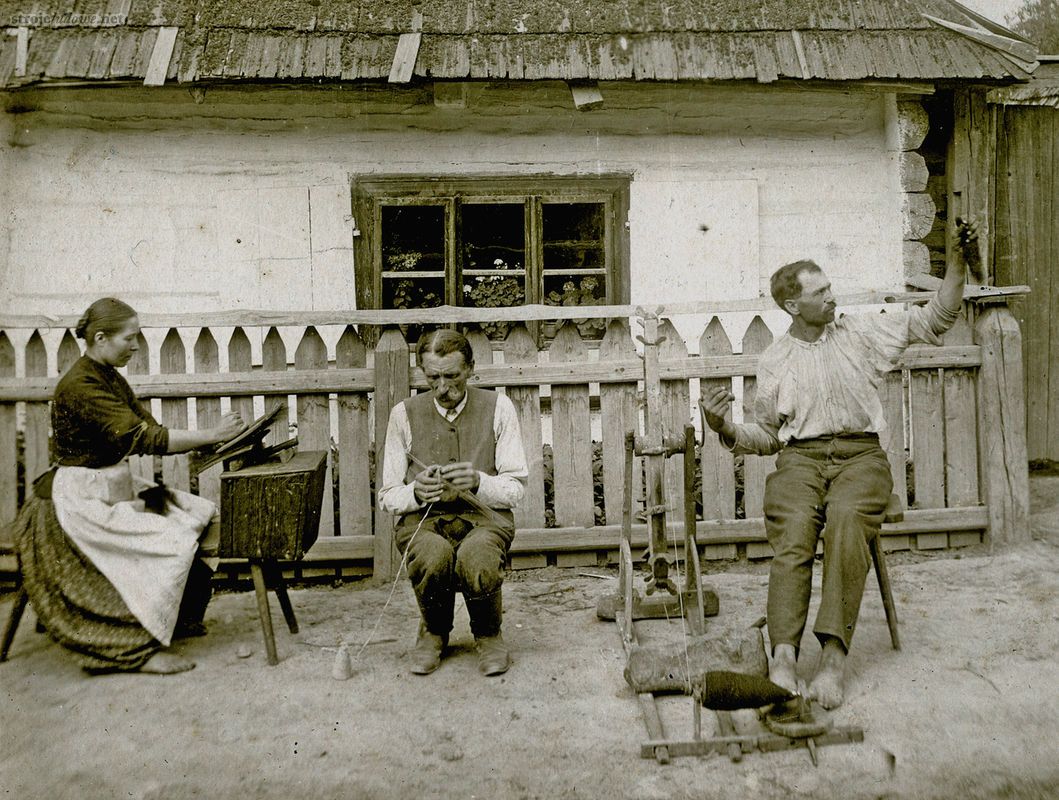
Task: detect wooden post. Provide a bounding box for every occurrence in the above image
[373,328,410,580]
[974,305,1029,548]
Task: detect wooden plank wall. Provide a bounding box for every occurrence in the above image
[994,103,1059,463]
[0,304,1004,568]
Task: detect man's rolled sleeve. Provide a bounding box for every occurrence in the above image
[720,367,783,456]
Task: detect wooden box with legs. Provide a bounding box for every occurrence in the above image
[218,449,327,665]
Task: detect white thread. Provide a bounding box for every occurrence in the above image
[349,502,433,665]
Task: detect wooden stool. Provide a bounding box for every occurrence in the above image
[869,493,903,650]
[0,542,28,662]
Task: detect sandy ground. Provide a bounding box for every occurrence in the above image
[2,475,1058,800]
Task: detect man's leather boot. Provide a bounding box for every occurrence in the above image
[466,590,510,676]
[409,621,448,675]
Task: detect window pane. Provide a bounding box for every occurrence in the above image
[381,205,445,273]
[542,202,605,270]
[461,203,525,273]
[461,203,527,340]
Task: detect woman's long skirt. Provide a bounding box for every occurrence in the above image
[11,495,160,671]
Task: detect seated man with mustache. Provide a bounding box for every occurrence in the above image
[378,329,528,677]
[700,240,970,708]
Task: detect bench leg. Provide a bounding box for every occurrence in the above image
[250,561,279,666]
[869,536,900,651]
[1,586,29,663]
[265,561,298,635]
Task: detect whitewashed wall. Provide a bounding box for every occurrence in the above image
[0,82,902,347]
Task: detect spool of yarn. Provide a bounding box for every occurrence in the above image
[331,644,353,680]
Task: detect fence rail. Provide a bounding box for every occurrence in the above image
[0,294,1030,578]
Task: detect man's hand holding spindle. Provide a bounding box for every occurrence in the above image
[439,462,480,494]
[414,465,444,504]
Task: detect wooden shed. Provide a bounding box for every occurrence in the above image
[989,59,1059,465]
[0,1,1038,578]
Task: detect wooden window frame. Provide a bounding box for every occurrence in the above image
[351,175,632,314]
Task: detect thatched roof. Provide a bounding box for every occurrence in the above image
[0,1,1039,89]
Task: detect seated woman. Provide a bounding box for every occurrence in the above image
[10,298,245,674]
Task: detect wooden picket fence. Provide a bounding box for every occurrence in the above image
[0,293,1030,581]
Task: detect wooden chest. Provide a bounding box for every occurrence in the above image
[219,450,328,560]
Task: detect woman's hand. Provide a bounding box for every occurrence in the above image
[213,412,246,444]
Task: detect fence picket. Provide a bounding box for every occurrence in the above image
[943,316,979,507]
[0,333,16,524]
[658,319,689,527]
[741,317,774,519]
[550,322,594,529]
[466,330,493,368]
[227,327,256,428]
[336,326,371,537]
[373,328,411,579]
[262,327,289,447]
[159,329,190,492]
[910,368,945,510]
[193,328,222,503]
[698,318,736,560]
[503,325,546,567]
[295,326,334,537]
[0,297,1018,569]
[599,320,641,529]
[880,371,907,508]
[126,332,153,484]
[57,331,80,374]
[23,332,50,488]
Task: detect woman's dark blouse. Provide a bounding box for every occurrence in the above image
[52,356,169,468]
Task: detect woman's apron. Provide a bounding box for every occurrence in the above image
[51,461,216,646]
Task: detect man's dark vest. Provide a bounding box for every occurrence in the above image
[401,387,514,524]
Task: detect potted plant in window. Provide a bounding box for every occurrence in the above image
[465,259,524,340]
[542,276,607,339]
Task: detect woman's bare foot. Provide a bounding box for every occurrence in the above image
[808,637,846,709]
[769,644,800,694]
[139,651,196,674]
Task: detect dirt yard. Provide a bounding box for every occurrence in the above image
[2,474,1058,800]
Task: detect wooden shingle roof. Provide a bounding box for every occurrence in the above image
[0,0,1038,88]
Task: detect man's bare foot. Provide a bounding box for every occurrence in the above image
[769,643,800,694]
[139,651,196,674]
[808,637,846,709]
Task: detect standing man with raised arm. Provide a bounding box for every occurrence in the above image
[700,229,972,708]
[378,329,528,677]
